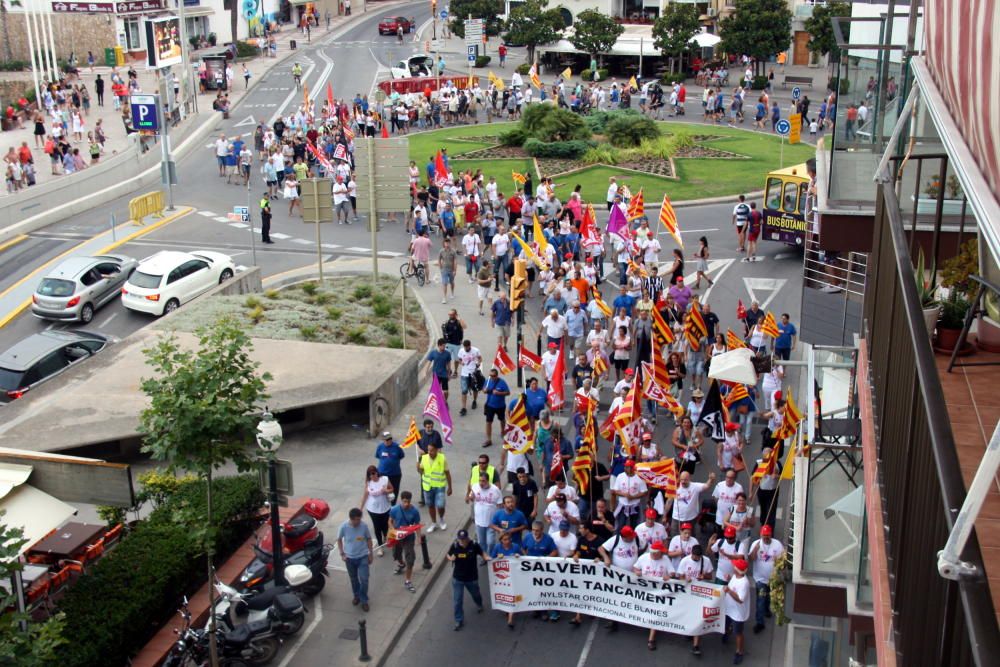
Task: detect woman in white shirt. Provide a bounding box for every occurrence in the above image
[360,465,394,556]
[612,309,631,337]
[760,365,784,411]
[612,326,632,381]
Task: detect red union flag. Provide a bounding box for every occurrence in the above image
[518,345,542,372]
[493,344,516,375]
[635,459,677,497]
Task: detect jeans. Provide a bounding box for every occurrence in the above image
[465,255,479,276]
[476,524,496,553]
[619,262,628,285]
[452,578,483,623]
[345,556,370,604]
[774,347,791,361]
[755,581,771,625]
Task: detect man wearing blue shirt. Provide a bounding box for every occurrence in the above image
[612,285,635,317]
[425,156,436,184]
[374,430,404,505]
[522,521,558,556]
[440,205,456,236]
[490,496,529,547]
[425,338,453,400]
[564,300,588,354]
[482,368,510,448]
[491,291,513,348]
[388,491,421,592]
[543,291,568,316]
[774,313,797,361]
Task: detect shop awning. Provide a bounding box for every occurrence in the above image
[0,464,77,559]
[288,0,314,5]
[183,6,214,17]
[538,24,662,58]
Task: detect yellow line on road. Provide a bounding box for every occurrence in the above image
[0,207,194,329]
[0,235,29,254]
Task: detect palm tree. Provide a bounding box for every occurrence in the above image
[0,1,22,64]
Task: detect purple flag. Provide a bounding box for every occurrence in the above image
[422,375,454,443]
[606,203,628,238]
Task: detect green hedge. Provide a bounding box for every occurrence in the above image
[0,60,29,72]
[235,40,258,58]
[827,77,850,94]
[751,75,769,90]
[584,109,642,134]
[606,114,660,147]
[515,62,531,75]
[499,126,529,147]
[53,475,264,667]
[523,138,593,159]
[659,72,685,86]
[579,68,608,82]
[474,55,491,68]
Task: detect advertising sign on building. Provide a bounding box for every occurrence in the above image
[145,16,182,69]
[51,2,116,14]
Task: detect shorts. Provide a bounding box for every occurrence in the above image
[216,156,226,168]
[689,358,706,376]
[613,357,629,371]
[441,269,455,286]
[423,486,446,508]
[446,343,461,361]
[477,285,492,301]
[484,404,505,423]
[393,537,416,567]
[498,324,511,340]
[726,618,745,634]
[748,230,760,242]
[460,375,475,394]
[436,375,449,392]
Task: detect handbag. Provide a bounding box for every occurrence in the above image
[472,368,486,392]
[732,453,747,473]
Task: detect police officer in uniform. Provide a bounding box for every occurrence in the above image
[260,193,273,244]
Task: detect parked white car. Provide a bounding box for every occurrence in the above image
[390,54,434,79]
[121,250,235,316]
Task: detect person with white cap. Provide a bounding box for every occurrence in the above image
[632,539,673,650]
[446,528,489,631]
[749,524,784,634]
[722,558,751,663]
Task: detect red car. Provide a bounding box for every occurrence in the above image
[378,16,412,35]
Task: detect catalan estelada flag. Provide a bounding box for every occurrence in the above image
[659,193,683,248]
[726,328,747,349]
[761,311,780,338]
[774,388,803,440]
[401,417,420,449]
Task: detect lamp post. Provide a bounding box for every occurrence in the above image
[257,410,285,586]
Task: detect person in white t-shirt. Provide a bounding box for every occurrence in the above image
[539,309,568,348]
[748,525,784,633]
[605,177,618,210]
[541,342,560,384]
[710,525,747,585]
[667,522,698,570]
[457,340,482,417]
[678,541,716,653]
[722,559,751,663]
[598,525,640,628]
[632,539,673,649]
[634,507,667,549]
[461,227,483,281]
[467,474,502,552]
[669,470,717,533]
[544,493,580,534]
[612,460,648,529]
[545,478,579,503]
[552,520,578,557]
[712,469,745,536]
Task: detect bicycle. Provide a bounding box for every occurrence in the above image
[400,261,426,286]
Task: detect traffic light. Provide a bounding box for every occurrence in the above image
[431,0,437,10]
[510,259,527,311]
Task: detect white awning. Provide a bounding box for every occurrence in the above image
[0,463,77,559]
[689,32,721,48]
[539,24,662,58]
[183,6,214,17]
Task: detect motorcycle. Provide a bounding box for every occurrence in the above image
[239,499,332,595]
[163,598,280,667]
[213,564,311,637]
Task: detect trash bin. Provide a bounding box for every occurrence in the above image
[290,39,297,50]
[104,47,116,67]
[114,45,125,66]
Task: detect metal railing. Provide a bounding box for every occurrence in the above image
[862,169,999,665]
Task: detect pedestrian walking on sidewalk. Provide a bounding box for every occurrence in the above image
[418,442,452,533]
[374,431,405,505]
[242,64,251,89]
[360,465,393,555]
[337,508,374,611]
[388,491,421,593]
[447,529,489,631]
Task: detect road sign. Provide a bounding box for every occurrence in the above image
[233,205,250,223]
[468,45,476,63]
[775,119,791,136]
[440,9,448,19]
[464,17,483,45]
[129,94,158,132]
[300,178,333,224]
[791,86,801,101]
[788,113,802,144]
[354,136,412,214]
[258,458,294,495]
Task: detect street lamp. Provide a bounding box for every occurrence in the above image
[257,409,285,586]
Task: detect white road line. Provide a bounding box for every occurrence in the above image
[702,258,737,303]
[320,243,341,249]
[743,276,787,310]
[45,322,55,330]
[197,211,216,217]
[346,246,371,253]
[229,222,249,229]
[213,216,230,223]
[275,597,322,667]
[97,312,117,329]
[378,250,403,257]
[270,232,292,240]
[415,17,434,41]
[660,227,720,235]
[291,238,312,245]
[267,61,317,124]
[576,618,599,667]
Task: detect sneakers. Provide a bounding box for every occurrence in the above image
[460,408,467,416]
[442,299,447,304]
[454,621,463,631]
[438,521,447,531]
[377,548,384,557]
[362,603,370,612]
[691,645,702,656]
[405,580,415,592]
[426,524,436,533]
[734,653,744,665]
[471,399,477,409]
[753,623,765,634]
[394,563,404,575]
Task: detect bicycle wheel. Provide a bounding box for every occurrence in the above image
[400,262,411,280]
[416,266,426,286]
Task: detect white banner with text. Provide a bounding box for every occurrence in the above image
[488,557,724,636]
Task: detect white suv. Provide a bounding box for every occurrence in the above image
[121,250,235,316]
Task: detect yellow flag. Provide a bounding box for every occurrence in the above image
[488,71,505,91]
[780,440,796,480]
[510,231,546,270]
[628,75,637,91]
[561,67,572,80]
[533,214,549,257]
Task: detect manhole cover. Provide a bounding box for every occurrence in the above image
[339,628,360,641]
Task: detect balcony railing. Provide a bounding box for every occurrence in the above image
[862,157,999,665]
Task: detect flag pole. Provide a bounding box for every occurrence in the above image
[516,300,524,388]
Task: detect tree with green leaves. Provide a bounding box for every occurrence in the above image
[569,9,623,67]
[448,0,505,38]
[805,1,851,64]
[718,0,793,76]
[0,514,67,666]
[652,3,701,75]
[503,0,565,65]
[139,317,271,666]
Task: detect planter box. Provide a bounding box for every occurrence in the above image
[910,196,966,216]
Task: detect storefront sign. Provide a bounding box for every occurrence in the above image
[116,0,167,14]
[51,2,116,13]
[488,557,724,636]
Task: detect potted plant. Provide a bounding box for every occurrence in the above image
[936,238,979,353]
[914,173,965,215]
[914,247,939,337]
[936,293,971,352]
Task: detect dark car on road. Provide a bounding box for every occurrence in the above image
[378,16,412,35]
[0,330,112,403]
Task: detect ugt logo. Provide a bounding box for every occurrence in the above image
[703,606,721,620]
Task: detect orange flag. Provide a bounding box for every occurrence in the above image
[726,329,747,349]
[774,389,803,440]
[627,187,645,221]
[401,417,420,449]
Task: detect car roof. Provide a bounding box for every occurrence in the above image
[135,251,197,274]
[41,256,100,280]
[0,331,106,372]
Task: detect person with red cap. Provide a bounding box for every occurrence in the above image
[717,422,745,472]
[755,446,780,529]
[713,468,745,537]
[722,558,751,663]
[667,521,698,570]
[540,340,561,391]
[710,524,748,585]
[677,543,714,655]
[632,539,673,650]
[668,469,717,535]
[635,507,667,549]
[598,524,641,631]
[749,524,784,634]
[612,459,648,530]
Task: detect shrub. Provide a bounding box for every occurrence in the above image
[353,284,373,300]
[498,126,529,147]
[54,476,262,667]
[248,305,266,323]
[244,296,261,309]
[300,281,318,296]
[299,324,318,340]
[0,60,29,72]
[751,75,769,90]
[520,104,592,142]
[326,306,343,320]
[584,109,642,134]
[264,289,280,299]
[372,297,392,318]
[474,55,491,68]
[388,336,405,349]
[235,41,258,58]
[312,292,333,305]
[383,321,400,335]
[523,138,592,159]
[347,326,367,345]
[597,68,608,80]
[660,72,685,86]
[827,77,850,94]
[581,145,620,165]
[515,62,532,74]
[606,114,660,148]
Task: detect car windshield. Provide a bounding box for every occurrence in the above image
[37,278,76,297]
[129,270,162,289]
[0,368,25,392]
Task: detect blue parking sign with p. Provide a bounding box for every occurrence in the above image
[130,94,159,132]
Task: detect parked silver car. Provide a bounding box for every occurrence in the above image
[0,330,111,403]
[31,254,138,323]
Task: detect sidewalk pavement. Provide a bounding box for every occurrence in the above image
[0,16,352,198]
